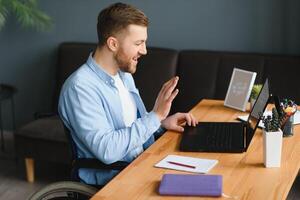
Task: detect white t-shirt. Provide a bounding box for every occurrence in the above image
[112,73,137,127]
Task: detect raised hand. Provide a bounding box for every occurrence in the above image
[152,76,179,121]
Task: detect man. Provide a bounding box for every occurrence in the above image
[58,2,197,186]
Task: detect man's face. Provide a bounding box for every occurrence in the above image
[114,24,147,74]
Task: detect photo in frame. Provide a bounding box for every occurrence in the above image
[224,68,257,111]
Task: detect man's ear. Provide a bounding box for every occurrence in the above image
[106,36,118,52]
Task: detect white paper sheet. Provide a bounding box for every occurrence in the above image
[237,110,300,128]
[155,155,218,173]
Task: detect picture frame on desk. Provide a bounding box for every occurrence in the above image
[224,68,256,111]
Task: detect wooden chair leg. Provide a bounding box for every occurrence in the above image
[25,158,34,183]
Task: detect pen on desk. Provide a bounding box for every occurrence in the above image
[167,161,196,169]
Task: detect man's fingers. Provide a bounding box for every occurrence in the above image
[185,113,192,126]
[187,113,197,127]
[157,77,173,97]
[153,77,180,121]
[161,77,177,92]
[173,125,184,132]
[176,113,197,127]
[164,77,178,97]
[157,76,178,100]
[161,76,179,98]
[190,114,198,126]
[167,88,179,102]
[175,113,190,126]
[178,113,192,126]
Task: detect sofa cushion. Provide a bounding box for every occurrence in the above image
[15,116,71,163]
[15,116,66,142]
[174,51,220,113]
[15,136,71,163]
[264,56,300,104]
[215,53,265,99]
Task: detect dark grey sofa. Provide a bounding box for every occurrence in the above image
[15,42,300,182]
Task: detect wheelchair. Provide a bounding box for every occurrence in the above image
[28,126,129,200]
[28,181,98,200]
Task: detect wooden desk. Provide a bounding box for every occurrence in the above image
[91,99,300,200]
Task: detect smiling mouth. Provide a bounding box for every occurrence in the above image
[133,56,140,62]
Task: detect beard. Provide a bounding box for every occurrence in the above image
[114,48,137,74]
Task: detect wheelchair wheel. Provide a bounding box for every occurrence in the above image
[28,181,99,200]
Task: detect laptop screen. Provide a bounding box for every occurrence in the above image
[246,79,270,149]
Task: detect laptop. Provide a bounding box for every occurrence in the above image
[180,79,270,153]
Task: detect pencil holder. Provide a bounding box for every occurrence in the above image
[263,129,283,168]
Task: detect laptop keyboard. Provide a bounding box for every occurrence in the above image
[199,122,244,151]
[205,123,234,148]
[180,122,245,152]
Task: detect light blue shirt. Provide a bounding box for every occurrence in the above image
[58,54,162,185]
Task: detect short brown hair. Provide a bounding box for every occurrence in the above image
[97,2,149,46]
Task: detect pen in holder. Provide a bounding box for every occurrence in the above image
[279,99,297,137]
[282,115,294,137]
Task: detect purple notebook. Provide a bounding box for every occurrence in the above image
[158,174,222,197]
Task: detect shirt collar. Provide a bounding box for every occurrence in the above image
[86,53,114,85]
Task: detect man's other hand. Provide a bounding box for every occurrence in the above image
[153,76,179,121]
[161,112,198,132]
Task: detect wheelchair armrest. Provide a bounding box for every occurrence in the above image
[72,158,129,171]
[34,112,57,119]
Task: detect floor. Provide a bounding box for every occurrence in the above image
[0,131,299,200]
[0,131,70,200]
